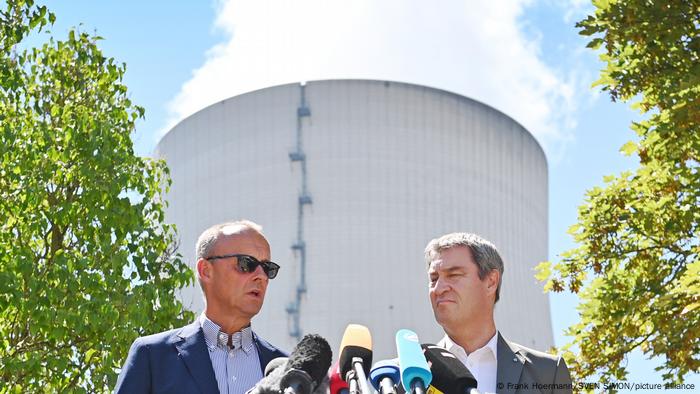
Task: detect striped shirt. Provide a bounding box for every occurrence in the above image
[199,313,263,394]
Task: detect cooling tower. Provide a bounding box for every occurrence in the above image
[156,79,553,359]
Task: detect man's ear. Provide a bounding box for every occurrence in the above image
[197,258,211,283]
[486,269,500,295]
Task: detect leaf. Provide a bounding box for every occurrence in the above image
[586,38,604,50]
[681,302,700,315]
[619,140,637,156]
[534,261,552,283]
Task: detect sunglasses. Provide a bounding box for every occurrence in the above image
[205,254,280,279]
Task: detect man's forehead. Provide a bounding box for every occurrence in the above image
[428,247,472,270]
[429,259,462,271]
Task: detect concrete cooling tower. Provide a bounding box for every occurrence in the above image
[155,79,553,359]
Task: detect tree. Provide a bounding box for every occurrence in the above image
[0,1,194,391]
[536,0,699,385]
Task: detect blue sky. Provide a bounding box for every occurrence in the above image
[38,0,697,390]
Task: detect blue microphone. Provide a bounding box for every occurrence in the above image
[369,360,400,394]
[395,329,432,394]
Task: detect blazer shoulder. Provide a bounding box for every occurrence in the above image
[506,339,572,389]
[497,335,572,392]
[509,341,563,365]
[115,323,200,394]
[130,322,196,350]
[133,327,183,347]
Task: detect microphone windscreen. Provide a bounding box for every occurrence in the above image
[338,324,373,377]
[328,359,349,394]
[287,334,333,387]
[246,358,288,394]
[421,344,477,394]
[395,329,432,390]
[265,357,288,376]
[248,359,330,394]
[369,359,401,391]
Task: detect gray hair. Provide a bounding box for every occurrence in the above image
[424,232,504,303]
[195,219,265,260]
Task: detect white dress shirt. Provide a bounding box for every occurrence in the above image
[199,313,263,394]
[441,331,498,394]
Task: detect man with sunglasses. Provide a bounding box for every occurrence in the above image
[115,220,286,394]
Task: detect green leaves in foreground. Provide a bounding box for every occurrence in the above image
[536,0,699,386]
[0,1,194,392]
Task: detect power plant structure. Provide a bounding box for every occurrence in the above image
[156,79,552,359]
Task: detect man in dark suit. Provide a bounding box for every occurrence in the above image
[115,220,286,394]
[426,233,572,394]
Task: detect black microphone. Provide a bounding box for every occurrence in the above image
[246,358,288,394]
[246,335,332,394]
[421,344,479,394]
[265,357,289,376]
[281,334,333,394]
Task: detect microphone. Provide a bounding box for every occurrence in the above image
[338,324,373,394]
[328,359,349,394]
[265,357,289,376]
[246,334,332,394]
[280,334,333,394]
[395,329,432,394]
[369,360,400,394]
[421,345,479,394]
[246,358,288,394]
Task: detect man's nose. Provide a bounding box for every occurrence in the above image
[432,277,449,294]
[252,264,267,280]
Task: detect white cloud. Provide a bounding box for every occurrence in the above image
[160,0,577,159]
[560,0,593,24]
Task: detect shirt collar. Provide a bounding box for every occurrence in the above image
[198,313,255,354]
[442,330,498,360]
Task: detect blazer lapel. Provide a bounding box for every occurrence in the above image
[253,332,287,373]
[497,334,524,394]
[174,322,219,394]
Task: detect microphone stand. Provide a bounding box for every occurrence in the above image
[410,378,427,394]
[352,358,372,394]
[345,357,372,394]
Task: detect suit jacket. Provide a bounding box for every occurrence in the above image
[494,334,571,394]
[437,333,572,394]
[114,321,287,394]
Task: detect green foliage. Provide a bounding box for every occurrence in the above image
[536,0,699,385]
[0,1,194,391]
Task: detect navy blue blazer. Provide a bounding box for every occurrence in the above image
[114,321,287,394]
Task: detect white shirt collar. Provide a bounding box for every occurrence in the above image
[198,312,255,354]
[442,330,498,359]
[441,330,499,394]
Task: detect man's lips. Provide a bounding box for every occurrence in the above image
[247,289,263,298]
[435,299,456,305]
